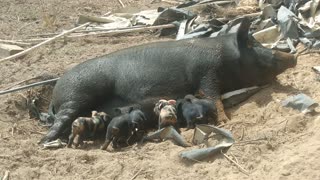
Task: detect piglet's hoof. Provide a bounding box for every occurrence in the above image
[217,114,230,125]
[100,145,107,150]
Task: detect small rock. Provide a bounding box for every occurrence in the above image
[281,171,291,176]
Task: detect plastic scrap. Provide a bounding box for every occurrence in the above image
[42,139,66,149]
[180,124,234,162]
[142,126,191,147]
[221,86,265,108]
[312,66,320,73]
[281,93,319,113]
[73,0,320,52]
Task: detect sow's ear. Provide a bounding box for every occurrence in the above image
[237,17,251,48]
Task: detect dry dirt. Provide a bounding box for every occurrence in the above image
[1,0,320,179]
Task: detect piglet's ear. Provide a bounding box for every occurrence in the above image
[237,17,251,48]
[168,99,176,105]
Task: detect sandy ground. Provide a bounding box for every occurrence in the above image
[1,0,320,179]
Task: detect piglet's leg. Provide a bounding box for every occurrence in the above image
[67,133,74,148]
[100,139,111,150]
[214,99,229,124]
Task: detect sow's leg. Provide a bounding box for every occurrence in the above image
[40,101,80,144]
[199,70,229,124]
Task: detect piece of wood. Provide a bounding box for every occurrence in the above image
[18,24,176,43]
[0,43,24,57]
[162,0,181,5]
[4,77,39,90]
[0,39,32,46]
[221,150,250,176]
[77,15,115,24]
[0,78,59,96]
[69,24,176,38]
[130,168,143,180]
[0,22,90,63]
[117,0,125,7]
[3,170,10,180]
[27,25,147,38]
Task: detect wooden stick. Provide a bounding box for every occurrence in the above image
[3,76,39,90]
[0,39,32,46]
[102,11,112,17]
[27,25,147,37]
[0,78,59,96]
[117,0,125,7]
[130,168,143,180]
[230,152,239,164]
[221,150,249,176]
[12,24,175,43]
[239,127,245,141]
[61,24,176,38]
[236,138,267,144]
[3,170,10,180]
[162,0,181,5]
[0,22,90,63]
[29,130,47,135]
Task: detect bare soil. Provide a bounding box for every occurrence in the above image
[1,0,320,179]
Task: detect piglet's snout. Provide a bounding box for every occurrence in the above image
[159,105,177,125]
[160,106,176,118]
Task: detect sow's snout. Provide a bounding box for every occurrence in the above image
[272,50,297,72]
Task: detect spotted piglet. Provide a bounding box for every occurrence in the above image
[153,99,178,131]
[67,111,111,148]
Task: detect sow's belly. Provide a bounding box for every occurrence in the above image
[113,64,196,101]
[115,80,194,102]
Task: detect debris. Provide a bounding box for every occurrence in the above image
[0,39,31,46]
[221,150,250,176]
[0,43,24,58]
[180,125,234,162]
[153,8,196,26]
[277,6,299,40]
[221,86,265,108]
[117,0,125,8]
[2,170,10,180]
[281,93,319,113]
[142,126,191,147]
[253,26,281,47]
[9,24,176,44]
[312,66,320,73]
[42,139,66,149]
[130,168,143,180]
[77,15,122,24]
[0,22,90,63]
[0,78,59,96]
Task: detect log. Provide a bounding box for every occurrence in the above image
[0,22,90,63]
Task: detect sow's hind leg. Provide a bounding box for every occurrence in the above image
[40,101,81,144]
[199,70,230,124]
